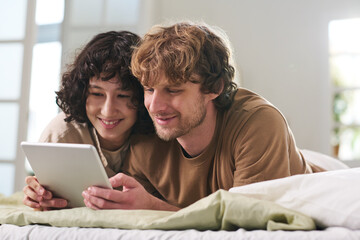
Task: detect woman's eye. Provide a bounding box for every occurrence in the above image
[118,94,130,98]
[90,92,103,96]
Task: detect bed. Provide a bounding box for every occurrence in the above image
[1,224,360,239]
[1,154,360,239]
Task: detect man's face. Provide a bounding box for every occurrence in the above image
[143,73,214,141]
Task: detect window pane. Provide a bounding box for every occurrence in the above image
[329,18,360,54]
[334,127,360,161]
[105,0,139,25]
[36,0,64,25]
[331,55,360,88]
[333,90,360,125]
[0,0,27,40]
[0,103,19,160]
[63,30,96,62]
[0,44,24,100]
[27,42,62,142]
[69,0,103,26]
[0,163,15,196]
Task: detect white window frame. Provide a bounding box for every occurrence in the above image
[0,0,37,194]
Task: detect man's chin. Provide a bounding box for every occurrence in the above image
[155,128,178,141]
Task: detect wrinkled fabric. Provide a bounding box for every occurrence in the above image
[0,190,315,231]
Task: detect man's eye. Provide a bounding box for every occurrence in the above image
[144,88,154,93]
[168,89,181,94]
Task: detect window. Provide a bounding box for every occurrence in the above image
[0,0,31,196]
[0,0,64,196]
[329,18,360,164]
[27,0,64,143]
[1,0,141,196]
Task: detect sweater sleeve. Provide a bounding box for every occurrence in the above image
[38,112,93,145]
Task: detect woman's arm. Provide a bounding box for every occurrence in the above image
[23,176,68,210]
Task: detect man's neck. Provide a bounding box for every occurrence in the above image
[176,102,218,157]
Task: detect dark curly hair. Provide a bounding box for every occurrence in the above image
[56,31,154,134]
[131,22,238,111]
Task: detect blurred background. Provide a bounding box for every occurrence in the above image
[0,0,359,196]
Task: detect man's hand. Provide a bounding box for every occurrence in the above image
[82,173,179,211]
[23,176,68,211]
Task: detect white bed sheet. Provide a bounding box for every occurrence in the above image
[2,159,357,239]
[1,224,360,240]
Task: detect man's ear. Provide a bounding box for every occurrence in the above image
[207,92,219,101]
[217,79,224,95]
[206,79,224,101]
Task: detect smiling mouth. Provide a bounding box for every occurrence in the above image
[99,118,121,129]
[102,119,119,125]
[153,115,176,125]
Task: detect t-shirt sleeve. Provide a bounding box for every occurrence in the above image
[232,106,300,186]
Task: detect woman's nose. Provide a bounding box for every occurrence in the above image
[101,97,118,117]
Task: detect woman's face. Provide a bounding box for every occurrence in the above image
[86,76,137,150]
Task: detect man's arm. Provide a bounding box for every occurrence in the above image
[232,106,308,187]
[82,173,180,211]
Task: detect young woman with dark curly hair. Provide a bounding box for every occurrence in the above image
[22,31,153,210]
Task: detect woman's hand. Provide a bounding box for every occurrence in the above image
[82,173,179,211]
[23,176,68,211]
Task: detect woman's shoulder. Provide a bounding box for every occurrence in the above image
[39,112,92,144]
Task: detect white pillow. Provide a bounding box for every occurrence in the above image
[229,168,360,230]
[301,149,349,171]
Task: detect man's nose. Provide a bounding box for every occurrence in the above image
[147,91,168,113]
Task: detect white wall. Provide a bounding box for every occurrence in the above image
[141,0,360,155]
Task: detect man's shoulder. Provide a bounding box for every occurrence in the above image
[129,133,173,151]
[219,88,286,134]
[127,134,178,171]
[128,134,182,164]
[230,88,273,112]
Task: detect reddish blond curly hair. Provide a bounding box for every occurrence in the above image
[131,21,237,110]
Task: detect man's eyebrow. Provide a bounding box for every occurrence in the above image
[168,84,183,87]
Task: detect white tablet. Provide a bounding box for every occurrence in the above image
[21,142,112,208]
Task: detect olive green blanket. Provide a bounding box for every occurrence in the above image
[0,190,315,231]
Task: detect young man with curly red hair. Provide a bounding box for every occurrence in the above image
[83,22,324,211]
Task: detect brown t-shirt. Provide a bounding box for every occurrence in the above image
[123,88,323,208]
